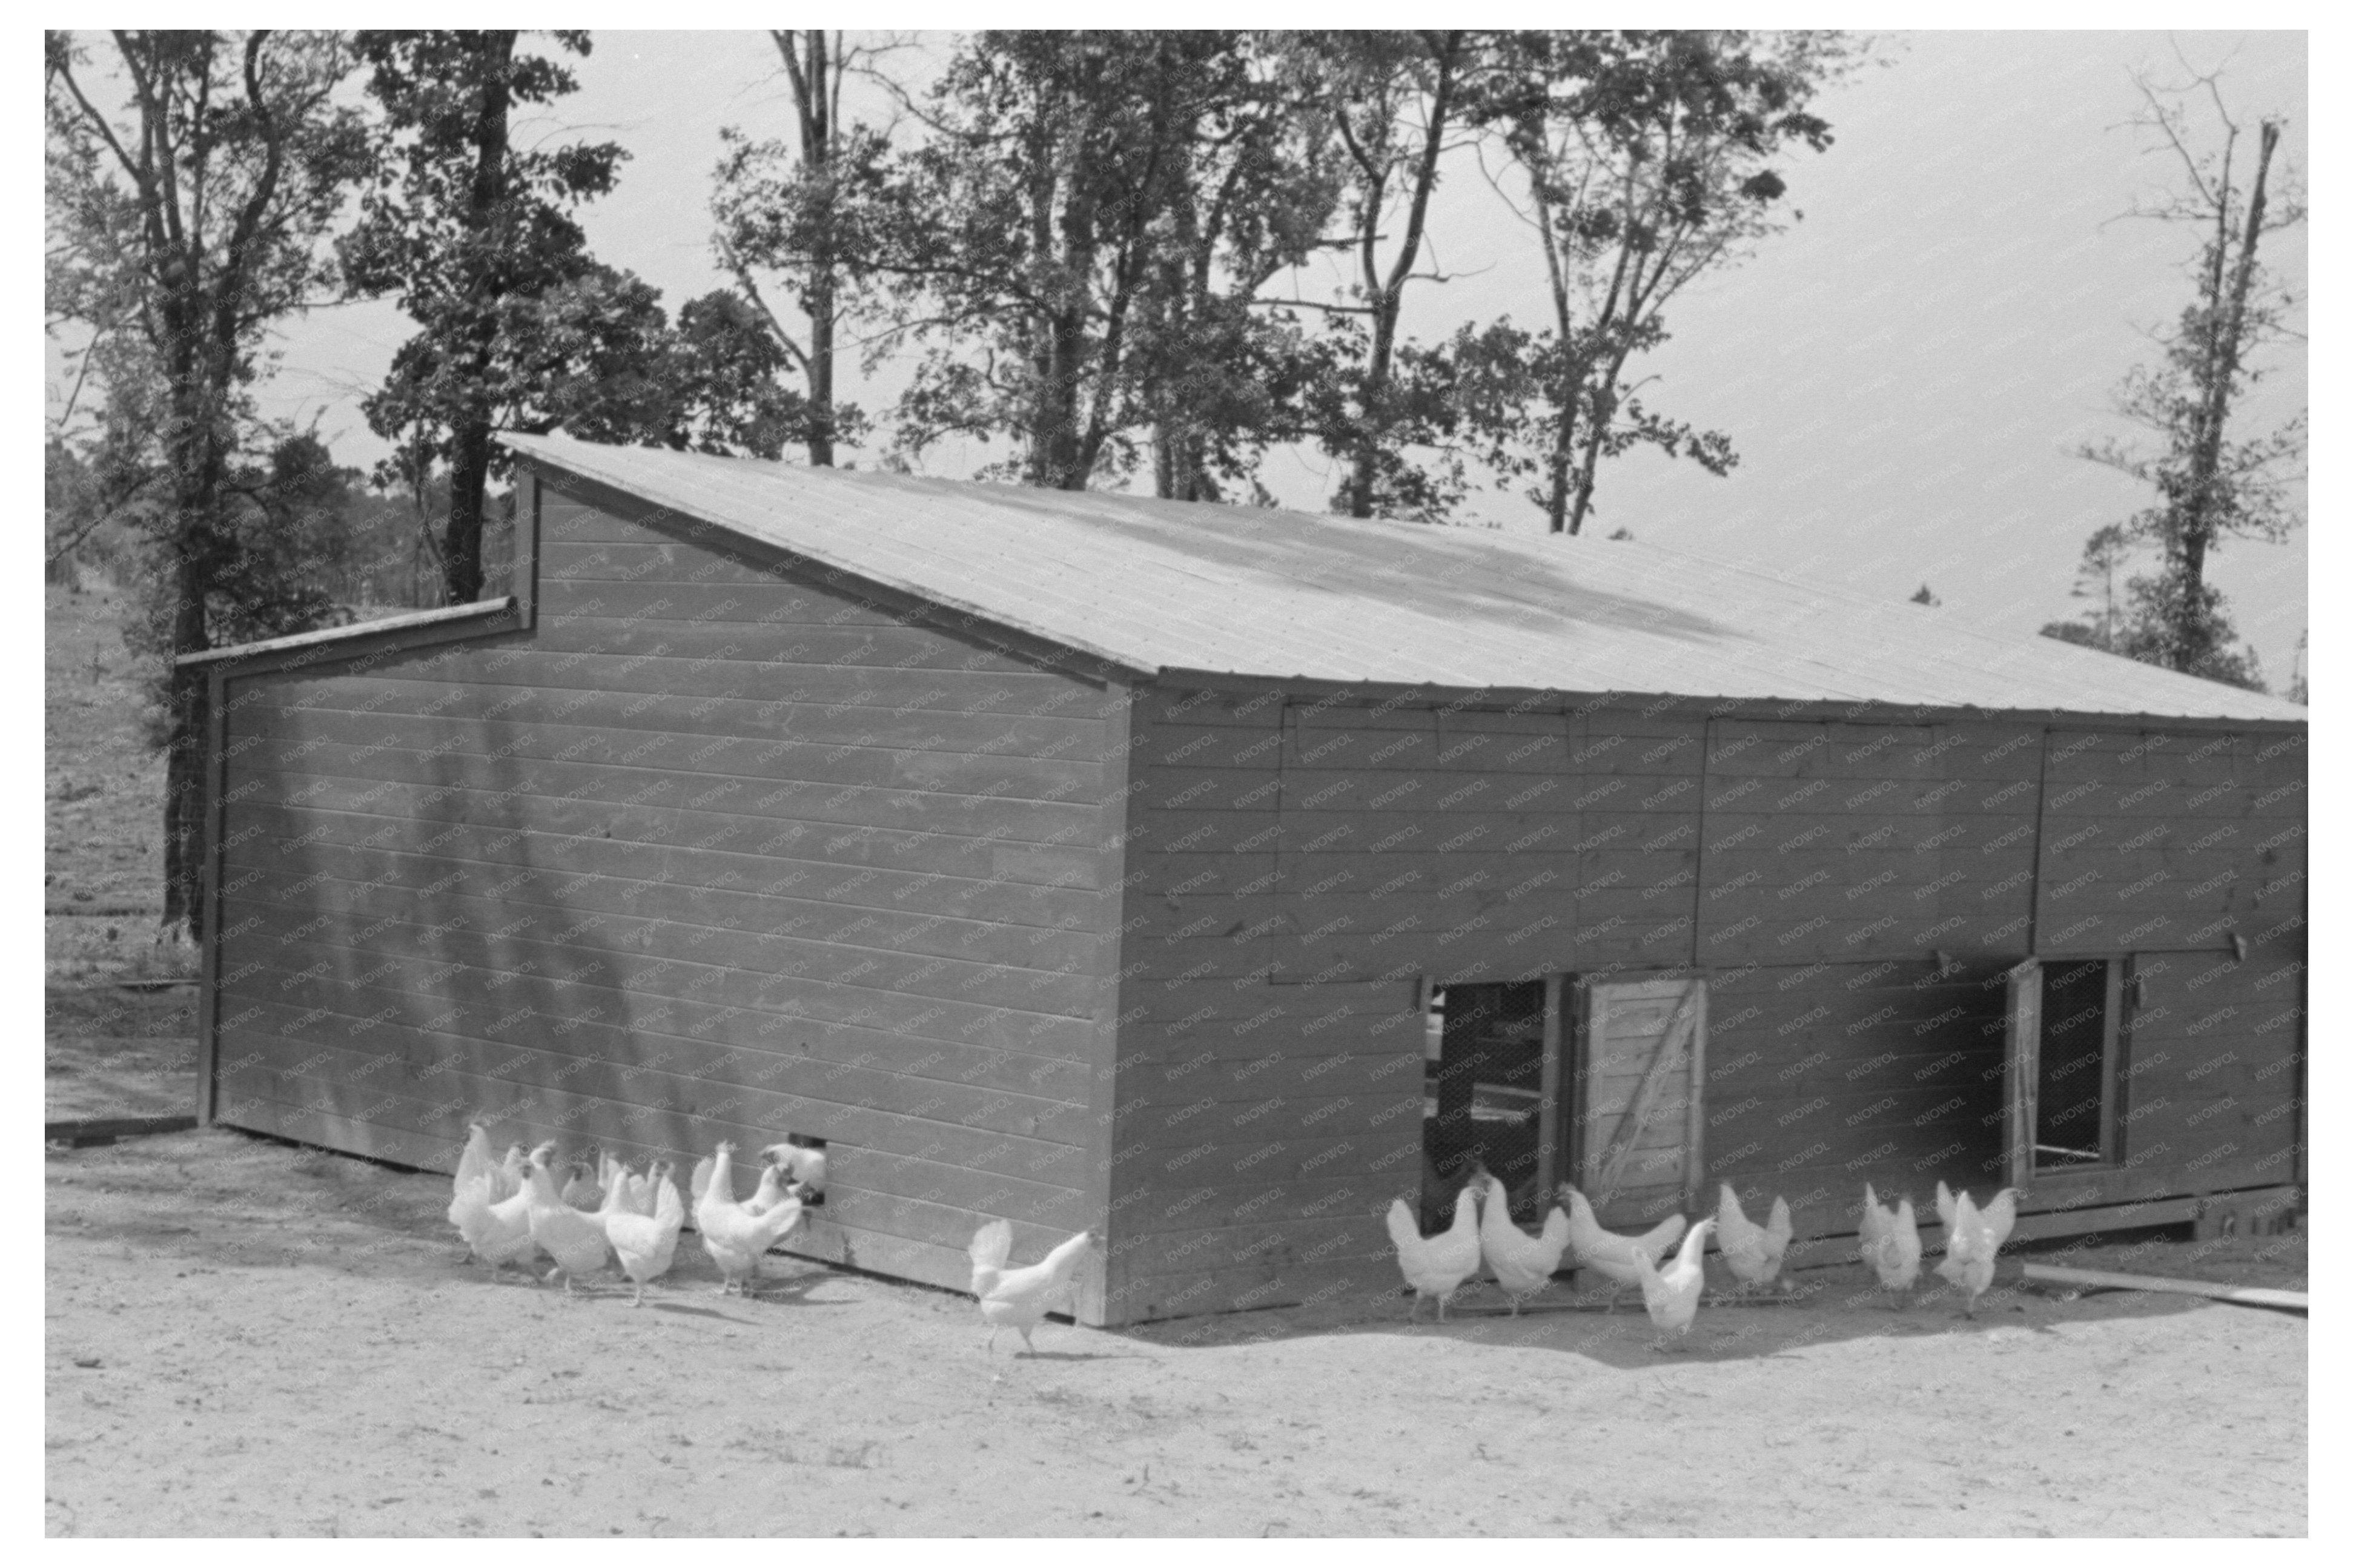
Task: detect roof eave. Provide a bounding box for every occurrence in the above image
[174,597,522,672]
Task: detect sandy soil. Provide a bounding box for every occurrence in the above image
[45,1127,2305,1538]
[45,985,199,1123]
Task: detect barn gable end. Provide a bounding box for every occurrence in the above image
[203,463,1131,1312]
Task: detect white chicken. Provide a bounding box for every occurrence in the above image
[1477,1174,1570,1315]
[603,1162,687,1306]
[446,1125,505,1260]
[1715,1183,1795,1294]
[523,1145,614,1292]
[693,1142,809,1297]
[761,1141,827,1198]
[595,1155,650,1219]
[1384,1183,1483,1323]
[1633,1216,1718,1351]
[625,1162,658,1217]
[743,1157,795,1217]
[451,1138,540,1280]
[559,1160,604,1212]
[967,1219,1094,1354]
[1934,1180,2019,1252]
[1858,1182,1923,1305]
[1933,1183,2020,1318]
[1560,1185,1689,1312]
[448,1125,497,1221]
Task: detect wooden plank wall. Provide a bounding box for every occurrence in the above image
[1695,718,2044,967]
[2036,728,2308,954]
[1701,957,2011,1248]
[210,478,1124,1310]
[2028,726,2308,1218]
[1114,688,2303,1320]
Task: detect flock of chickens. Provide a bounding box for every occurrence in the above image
[448,1122,2017,1352]
[444,1125,1097,1353]
[1387,1173,2020,1349]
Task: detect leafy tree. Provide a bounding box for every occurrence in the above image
[869,31,1289,490]
[2074,59,2303,681]
[2038,523,2133,650]
[710,30,895,466]
[340,30,626,605]
[1291,30,1484,519]
[1480,29,1850,534]
[47,28,371,939]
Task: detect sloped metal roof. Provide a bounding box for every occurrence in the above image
[500,432,2304,723]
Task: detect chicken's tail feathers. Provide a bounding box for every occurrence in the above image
[651,1170,686,1237]
[1767,1194,1793,1242]
[689,1154,715,1205]
[1040,1228,1094,1277]
[1934,1179,1958,1232]
[1982,1188,2020,1250]
[455,1125,495,1186]
[968,1217,1014,1275]
[1385,1197,1420,1251]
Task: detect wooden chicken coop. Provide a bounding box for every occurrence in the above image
[184,432,2309,1326]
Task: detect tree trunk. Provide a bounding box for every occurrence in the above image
[1529,178,1578,534]
[1348,289,1403,518]
[1545,391,1576,534]
[1564,352,1630,538]
[158,340,226,942]
[781,30,839,468]
[439,30,517,607]
[442,415,493,604]
[806,271,836,468]
[1345,32,1462,520]
[2169,119,2279,671]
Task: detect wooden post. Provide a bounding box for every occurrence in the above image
[2025,727,2052,955]
[2101,956,2128,1164]
[511,465,543,630]
[1684,975,1708,1210]
[1081,678,1136,1328]
[193,666,229,1126]
[2004,959,2042,1189]
[1537,973,1564,1199]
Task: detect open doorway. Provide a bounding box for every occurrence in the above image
[1421,980,1550,1229]
[2034,958,2126,1171]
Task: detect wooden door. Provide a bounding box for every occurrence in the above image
[2004,958,2041,1189]
[1575,974,1707,1226]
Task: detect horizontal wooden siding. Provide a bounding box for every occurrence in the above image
[210,475,1122,1306]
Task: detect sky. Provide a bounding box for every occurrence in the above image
[61,28,2314,687]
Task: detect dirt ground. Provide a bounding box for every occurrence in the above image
[45,1123,2305,1538]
